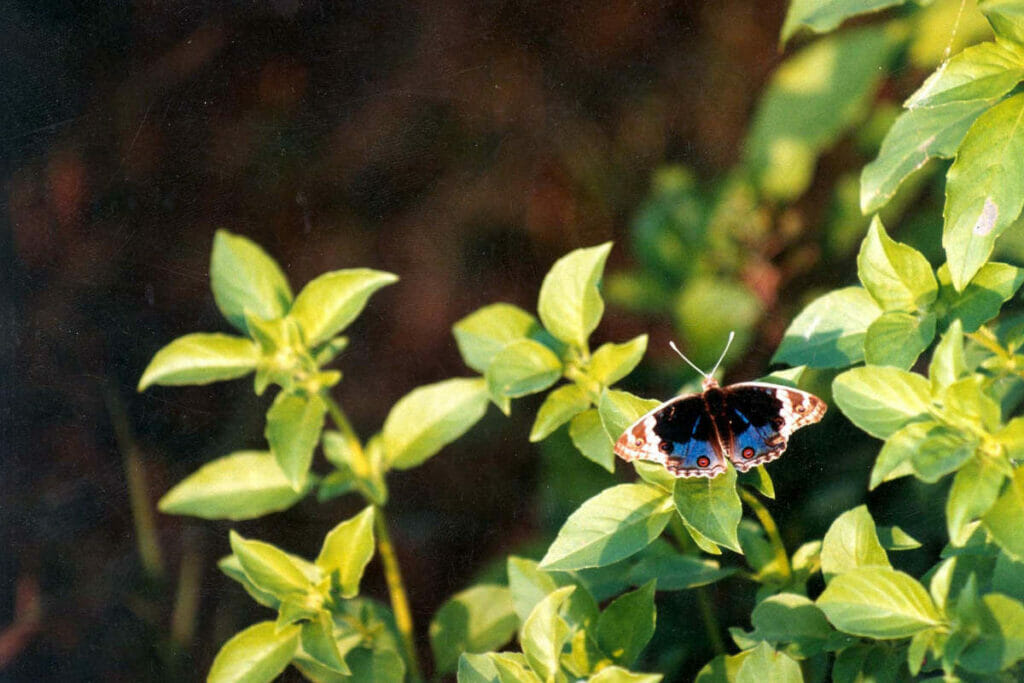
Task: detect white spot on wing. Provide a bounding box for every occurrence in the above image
[974,197,998,236]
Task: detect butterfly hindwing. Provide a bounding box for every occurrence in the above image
[613,395,727,478]
[720,383,827,472]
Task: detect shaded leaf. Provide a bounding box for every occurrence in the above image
[596,580,657,667]
[430,585,518,674]
[674,466,742,554]
[773,287,882,368]
[569,409,615,472]
[982,467,1024,561]
[863,311,936,369]
[265,391,326,490]
[485,339,563,404]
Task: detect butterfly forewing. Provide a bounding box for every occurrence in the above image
[613,395,727,478]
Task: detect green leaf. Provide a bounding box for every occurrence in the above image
[381,378,490,469]
[673,466,742,554]
[219,555,282,609]
[506,558,598,636]
[907,629,934,676]
[229,531,315,602]
[982,467,1024,561]
[869,421,936,490]
[746,593,837,659]
[158,451,309,520]
[773,287,882,368]
[909,423,978,483]
[453,303,544,374]
[458,653,500,683]
[695,651,751,683]
[530,385,591,442]
[958,593,1024,673]
[937,261,1024,331]
[877,526,921,551]
[628,552,735,590]
[265,391,326,490]
[491,653,541,683]
[993,553,1024,603]
[313,335,349,366]
[861,99,993,214]
[596,580,657,667]
[980,0,1024,45]
[863,311,936,369]
[537,242,613,349]
[343,646,406,682]
[138,333,260,390]
[781,0,909,43]
[429,585,518,674]
[857,216,938,312]
[569,409,615,472]
[817,567,943,638]
[745,26,899,201]
[941,375,1001,432]
[587,335,648,386]
[832,366,932,439]
[908,40,1024,109]
[208,621,300,683]
[520,585,574,683]
[210,230,293,332]
[289,269,398,347]
[735,642,802,683]
[598,390,661,441]
[300,613,352,675]
[315,506,375,598]
[943,93,1024,290]
[997,415,1024,460]
[820,505,891,580]
[588,667,662,683]
[929,319,967,392]
[539,483,674,571]
[485,339,563,403]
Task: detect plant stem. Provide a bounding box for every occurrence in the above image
[322,393,365,458]
[666,515,726,654]
[374,506,422,682]
[321,393,422,680]
[739,487,791,583]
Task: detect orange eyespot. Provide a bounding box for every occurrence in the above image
[634,438,644,446]
[742,447,755,459]
[696,456,711,468]
[796,405,806,413]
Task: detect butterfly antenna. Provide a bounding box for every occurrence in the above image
[708,331,735,379]
[668,341,710,380]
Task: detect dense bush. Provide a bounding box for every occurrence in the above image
[139,1,1024,681]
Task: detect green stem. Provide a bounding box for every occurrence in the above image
[666,515,726,654]
[321,394,422,681]
[740,487,791,583]
[322,393,365,459]
[105,387,165,579]
[374,506,423,682]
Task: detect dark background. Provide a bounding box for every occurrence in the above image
[2,1,946,680]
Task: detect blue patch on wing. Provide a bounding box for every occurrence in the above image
[726,408,786,472]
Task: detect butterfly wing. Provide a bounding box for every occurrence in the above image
[719,383,827,472]
[614,395,727,478]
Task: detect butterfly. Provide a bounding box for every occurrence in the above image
[614,334,826,479]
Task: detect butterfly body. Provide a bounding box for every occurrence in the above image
[614,377,826,478]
